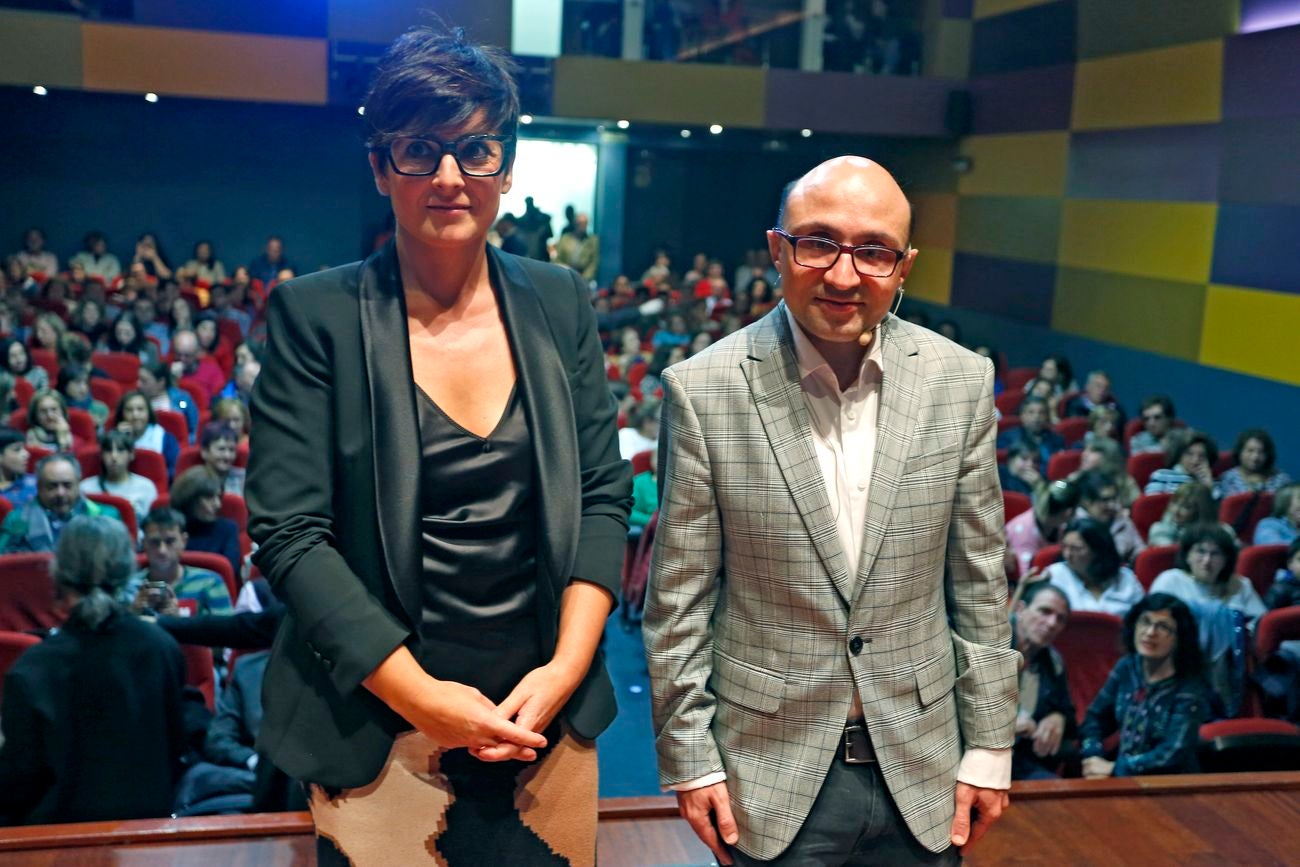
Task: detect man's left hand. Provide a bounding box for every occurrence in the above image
[950,782,1009,854]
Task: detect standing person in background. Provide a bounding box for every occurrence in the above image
[555,213,600,285]
[246,27,630,866]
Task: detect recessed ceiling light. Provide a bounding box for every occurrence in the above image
[617,119,630,129]
[709,124,723,135]
[357,106,365,116]
[800,128,813,138]
[144,92,159,103]
[680,129,691,138]
[520,114,533,124]
[32,85,48,96]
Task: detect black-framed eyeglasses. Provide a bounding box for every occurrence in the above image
[380,134,515,177]
[770,228,908,278]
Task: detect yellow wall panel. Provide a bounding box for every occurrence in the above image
[82,24,327,104]
[553,57,765,127]
[1201,285,1300,385]
[956,132,1069,197]
[1058,199,1217,284]
[1052,268,1206,361]
[911,193,957,250]
[1072,40,1222,130]
[973,0,1053,20]
[904,247,953,305]
[0,9,83,89]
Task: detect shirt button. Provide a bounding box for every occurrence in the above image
[857,480,867,491]
[846,410,857,420]
[482,442,492,453]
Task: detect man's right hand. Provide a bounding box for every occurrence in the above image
[677,782,739,866]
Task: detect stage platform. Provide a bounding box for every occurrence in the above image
[0,772,1296,865]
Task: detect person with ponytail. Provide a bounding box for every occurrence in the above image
[0,516,188,825]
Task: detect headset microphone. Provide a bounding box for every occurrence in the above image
[860,283,905,346]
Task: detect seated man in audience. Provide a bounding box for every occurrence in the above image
[0,427,35,508]
[170,329,225,402]
[0,454,122,553]
[1129,395,1176,455]
[999,444,1045,497]
[1010,581,1076,780]
[198,421,244,497]
[120,507,233,617]
[1063,369,1126,429]
[1075,469,1145,564]
[997,395,1065,468]
[80,430,158,526]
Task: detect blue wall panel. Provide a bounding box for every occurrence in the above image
[1067,125,1221,202]
[1212,203,1300,295]
[1219,118,1300,206]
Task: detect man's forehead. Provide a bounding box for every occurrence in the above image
[784,157,911,239]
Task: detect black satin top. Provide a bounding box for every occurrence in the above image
[415,385,543,704]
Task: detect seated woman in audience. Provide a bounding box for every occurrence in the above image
[1005,479,1080,577]
[170,466,241,582]
[1082,404,1120,449]
[999,444,1045,497]
[25,390,85,452]
[100,313,160,365]
[56,365,109,432]
[137,360,199,444]
[69,297,108,347]
[1080,593,1211,778]
[210,397,251,447]
[0,427,36,508]
[198,421,244,496]
[747,276,777,317]
[651,313,691,349]
[1022,354,1076,400]
[1073,438,1140,506]
[629,448,659,530]
[1263,539,1300,610]
[1075,469,1145,564]
[609,326,645,379]
[194,313,234,380]
[1025,378,1061,423]
[1147,482,1234,547]
[132,232,173,281]
[1129,395,1177,455]
[1045,517,1145,616]
[80,429,158,526]
[3,338,49,391]
[0,516,188,824]
[28,312,66,355]
[182,240,227,286]
[1216,428,1291,497]
[114,390,180,478]
[1255,483,1300,546]
[618,399,660,460]
[1145,429,1217,496]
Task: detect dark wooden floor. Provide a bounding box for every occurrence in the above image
[1,773,1297,865]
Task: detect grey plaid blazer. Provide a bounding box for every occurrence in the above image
[644,305,1019,859]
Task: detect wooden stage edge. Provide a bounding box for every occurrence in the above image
[1,772,1298,852]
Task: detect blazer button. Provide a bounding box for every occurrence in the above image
[849,636,864,655]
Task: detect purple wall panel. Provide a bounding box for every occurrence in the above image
[969,64,1074,134]
[1223,25,1300,119]
[951,253,1056,325]
[765,70,955,137]
[1067,125,1221,202]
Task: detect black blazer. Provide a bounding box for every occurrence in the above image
[247,241,631,788]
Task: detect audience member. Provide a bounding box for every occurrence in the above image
[1255,483,1300,546]
[4,338,48,390]
[618,399,660,460]
[206,282,251,340]
[1216,428,1291,497]
[1022,354,1076,399]
[554,213,599,283]
[1075,469,1145,564]
[1147,482,1233,547]
[630,447,658,530]
[999,443,1045,497]
[100,313,160,364]
[194,314,234,379]
[1024,378,1061,423]
[25,390,83,452]
[1073,438,1140,506]
[68,298,108,347]
[1064,369,1126,428]
[29,312,66,354]
[12,228,58,277]
[0,427,35,508]
[1045,517,1144,616]
[1080,594,1211,777]
[1129,395,1177,455]
[170,328,225,401]
[121,507,233,617]
[0,516,188,824]
[1005,479,1080,577]
[1010,581,1076,780]
[652,313,691,349]
[170,467,241,582]
[137,359,199,444]
[80,429,158,525]
[199,421,244,496]
[997,395,1065,468]
[211,397,251,446]
[115,390,180,478]
[1145,429,1217,496]
[1263,539,1300,610]
[182,240,227,286]
[67,230,121,284]
[247,236,291,287]
[56,365,108,431]
[132,232,173,280]
[1083,404,1120,450]
[0,454,123,552]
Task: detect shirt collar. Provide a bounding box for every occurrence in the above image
[783,304,884,393]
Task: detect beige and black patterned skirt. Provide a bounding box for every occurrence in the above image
[309,728,598,866]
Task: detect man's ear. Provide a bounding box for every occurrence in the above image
[368,151,392,196]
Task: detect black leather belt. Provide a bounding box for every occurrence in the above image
[841,723,877,764]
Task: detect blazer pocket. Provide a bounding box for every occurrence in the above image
[711,649,785,714]
[904,446,959,474]
[914,652,956,708]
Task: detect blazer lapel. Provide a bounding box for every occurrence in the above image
[359,241,423,628]
[854,316,921,588]
[488,247,575,631]
[741,305,853,605]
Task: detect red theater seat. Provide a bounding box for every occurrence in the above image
[1134,545,1178,589]
[1237,545,1288,597]
[1130,493,1172,542]
[1053,611,1124,724]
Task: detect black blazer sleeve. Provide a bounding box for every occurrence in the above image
[247,280,410,697]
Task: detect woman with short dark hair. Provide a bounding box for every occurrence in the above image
[1079,593,1212,778]
[1145,429,1218,496]
[1216,428,1291,497]
[1044,517,1145,615]
[0,516,187,824]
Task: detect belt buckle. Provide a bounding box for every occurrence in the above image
[842,723,874,764]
